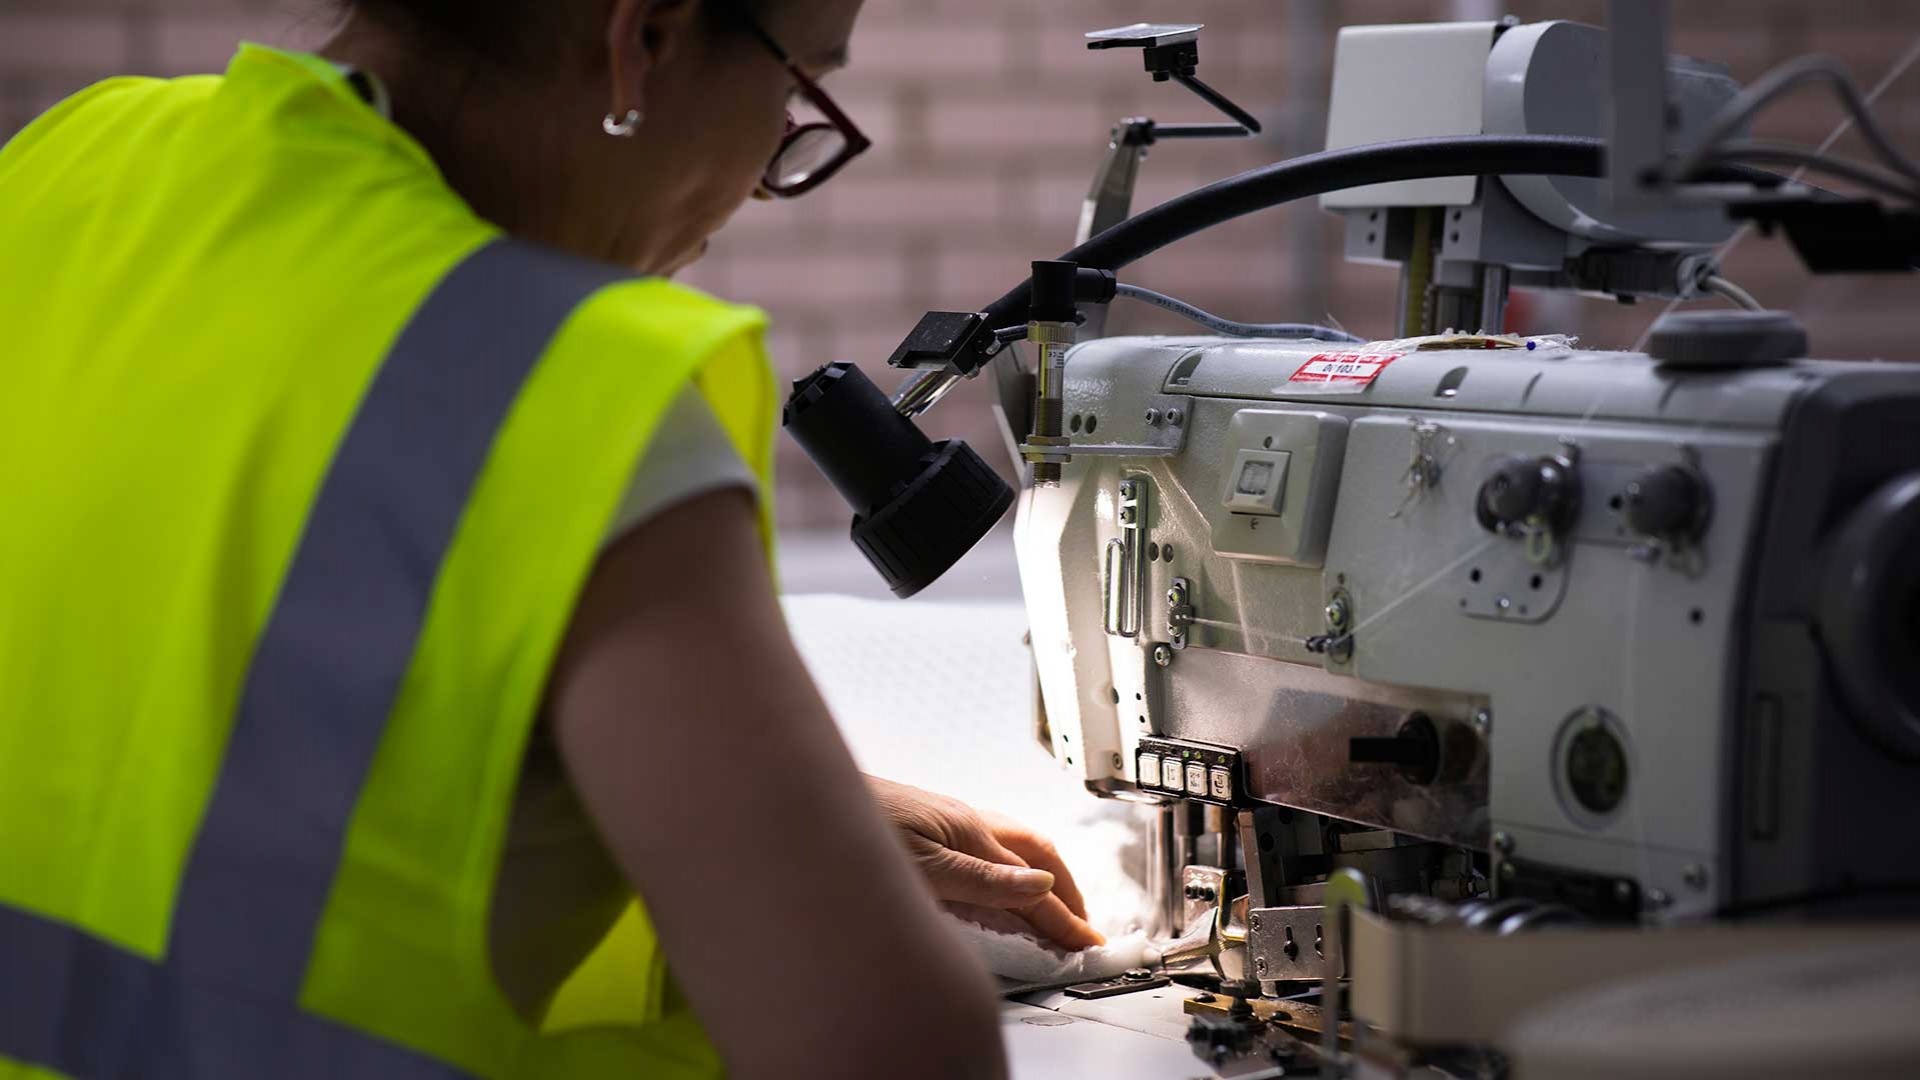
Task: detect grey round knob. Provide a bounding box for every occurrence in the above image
[1646,310,1807,370]
[1622,464,1710,541]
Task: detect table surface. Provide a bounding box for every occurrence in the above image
[1003,987,1240,1080]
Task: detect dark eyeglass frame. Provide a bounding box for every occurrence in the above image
[738,14,871,197]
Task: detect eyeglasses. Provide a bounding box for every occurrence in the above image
[739,14,871,197]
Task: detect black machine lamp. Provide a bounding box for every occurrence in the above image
[783,362,1013,599]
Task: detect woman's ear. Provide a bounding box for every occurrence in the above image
[605,0,705,125]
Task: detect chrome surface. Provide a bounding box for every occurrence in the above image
[1164,648,1489,847]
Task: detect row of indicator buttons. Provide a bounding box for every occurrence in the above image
[1136,751,1234,801]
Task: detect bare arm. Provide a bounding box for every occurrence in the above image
[547,489,1006,1080]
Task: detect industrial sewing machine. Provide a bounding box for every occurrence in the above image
[788,5,1920,1076]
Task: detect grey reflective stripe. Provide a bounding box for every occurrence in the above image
[0,904,468,1079]
[0,238,631,1076]
[172,238,630,996]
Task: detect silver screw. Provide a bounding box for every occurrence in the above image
[1496,595,1513,612]
[1120,480,1136,497]
[1492,831,1515,855]
[1472,708,1492,736]
[1120,506,1136,524]
[1254,957,1268,975]
[1683,864,1709,891]
[1153,644,1173,667]
[1249,913,1263,931]
[1144,408,1160,425]
[1166,408,1184,426]
[1166,586,1184,605]
[1324,597,1350,629]
[1111,752,1124,770]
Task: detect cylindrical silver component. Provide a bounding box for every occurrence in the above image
[1154,804,1181,935]
[1204,804,1234,868]
[1479,263,1511,334]
[1026,319,1076,485]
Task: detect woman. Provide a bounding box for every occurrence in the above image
[0,0,1098,1077]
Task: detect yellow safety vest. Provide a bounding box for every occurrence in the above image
[0,43,776,1078]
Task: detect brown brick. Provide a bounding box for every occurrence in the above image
[5,0,1917,536]
[146,11,327,75]
[0,13,134,73]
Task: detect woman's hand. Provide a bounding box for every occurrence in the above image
[866,776,1104,951]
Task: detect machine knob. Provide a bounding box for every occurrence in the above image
[1476,455,1580,534]
[1621,464,1710,541]
[1349,714,1441,786]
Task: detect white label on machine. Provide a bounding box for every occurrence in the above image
[1285,353,1400,390]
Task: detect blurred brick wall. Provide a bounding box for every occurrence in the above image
[5,0,1918,527]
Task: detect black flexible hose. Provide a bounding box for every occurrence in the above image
[975,134,1779,339]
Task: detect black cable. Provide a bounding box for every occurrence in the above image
[1670,55,1920,188]
[1114,283,1361,341]
[966,135,1785,370]
[976,136,1614,338]
[1698,140,1920,204]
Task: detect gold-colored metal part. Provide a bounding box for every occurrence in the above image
[1402,207,1435,338]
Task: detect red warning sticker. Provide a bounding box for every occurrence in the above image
[1288,353,1400,387]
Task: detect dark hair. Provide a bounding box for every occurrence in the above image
[344,0,756,69]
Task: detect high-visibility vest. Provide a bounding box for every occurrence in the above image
[0,43,776,1078]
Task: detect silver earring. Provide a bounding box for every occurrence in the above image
[602,109,642,138]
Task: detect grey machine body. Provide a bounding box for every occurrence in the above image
[1018,332,1920,927]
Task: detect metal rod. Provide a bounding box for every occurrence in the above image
[1205,804,1234,868]
[1172,71,1263,134]
[1151,122,1253,140]
[1155,803,1181,936]
[1478,263,1510,333]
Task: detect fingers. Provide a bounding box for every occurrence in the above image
[942,901,1040,938]
[987,819,1089,920]
[1015,893,1106,951]
[873,780,1102,949]
[919,845,1058,909]
[946,899,1104,954]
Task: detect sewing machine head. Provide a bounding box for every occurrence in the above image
[1020,325,1920,922]
[785,7,1920,1073]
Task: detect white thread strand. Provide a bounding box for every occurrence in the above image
[1344,536,1502,644]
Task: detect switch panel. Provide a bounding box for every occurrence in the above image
[1135,736,1244,805]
